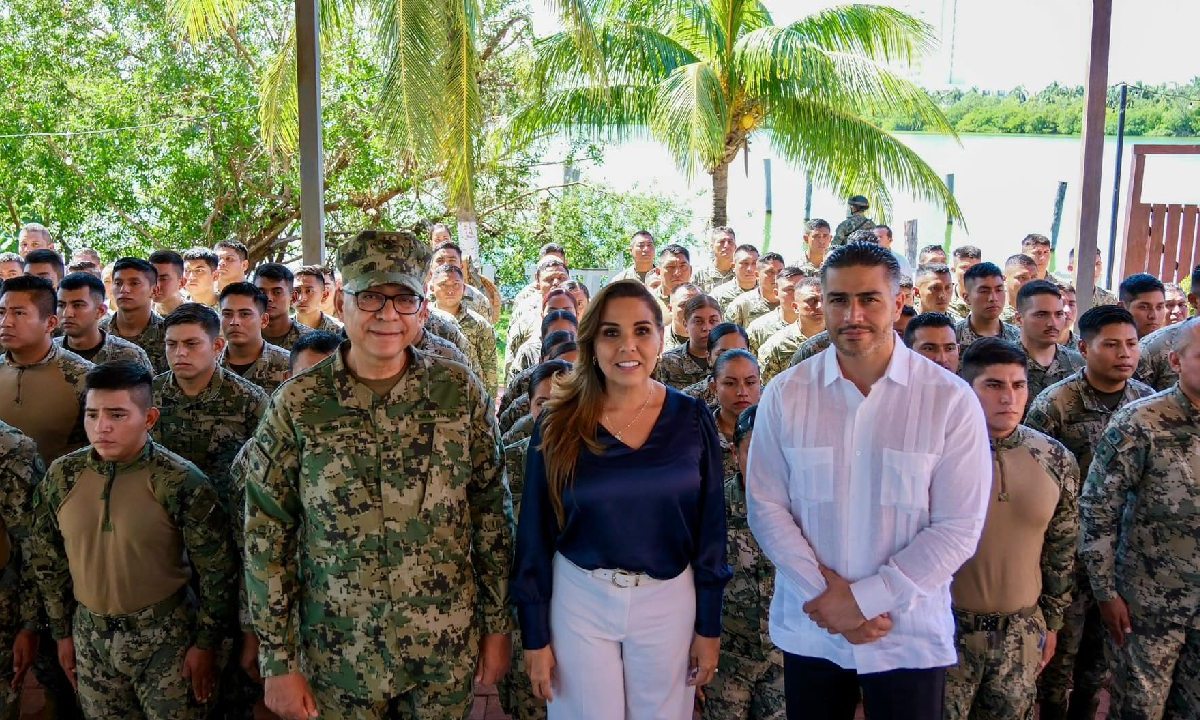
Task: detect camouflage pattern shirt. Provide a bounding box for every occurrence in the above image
[507,336,544,386]
[721,474,779,663]
[787,329,832,369]
[0,422,42,633]
[264,319,310,352]
[759,324,807,385]
[499,394,530,435]
[1024,344,1085,414]
[833,213,874,245]
[418,329,480,380]
[220,341,291,394]
[681,378,716,409]
[0,344,92,465]
[1081,384,1200,626]
[954,315,1022,353]
[152,366,268,506]
[498,364,539,421]
[55,331,152,371]
[99,311,168,374]
[299,313,342,335]
[656,343,709,390]
[726,290,779,331]
[234,345,512,700]
[451,306,498,392]
[609,266,655,284]
[949,296,971,320]
[692,264,735,294]
[30,441,235,648]
[1136,323,1181,391]
[746,309,787,356]
[1000,304,1019,325]
[462,284,493,321]
[503,436,531,518]
[1091,285,1119,309]
[1025,369,1155,484]
[712,280,757,313]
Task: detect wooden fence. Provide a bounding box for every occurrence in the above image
[1121,144,1200,283]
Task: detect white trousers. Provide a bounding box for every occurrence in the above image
[548,552,697,720]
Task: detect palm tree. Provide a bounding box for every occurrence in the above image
[519,1,963,227]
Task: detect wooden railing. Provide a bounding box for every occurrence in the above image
[1121,144,1200,283]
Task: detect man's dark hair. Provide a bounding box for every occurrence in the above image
[432,263,465,280]
[903,311,956,348]
[163,302,221,339]
[528,360,572,400]
[540,310,578,336]
[759,252,785,267]
[963,261,1004,285]
[59,272,107,304]
[712,226,736,240]
[915,263,952,283]
[804,218,831,233]
[0,252,22,265]
[219,281,269,314]
[1118,273,1166,304]
[875,224,893,239]
[734,244,759,256]
[919,243,946,256]
[952,245,982,261]
[1078,305,1137,343]
[254,262,294,285]
[433,241,463,258]
[846,228,879,245]
[659,244,690,263]
[1005,253,1037,272]
[631,230,654,243]
[535,257,568,279]
[820,242,901,287]
[539,242,566,258]
[900,304,918,318]
[899,274,914,289]
[214,240,249,261]
[779,266,807,281]
[289,330,342,370]
[85,360,154,410]
[960,337,1028,385]
[708,322,748,351]
[1021,233,1051,248]
[0,274,56,318]
[540,329,576,360]
[67,261,99,276]
[148,249,185,275]
[182,247,219,270]
[1016,279,1063,311]
[711,348,758,380]
[24,249,65,280]
[733,404,757,447]
[295,265,328,285]
[112,257,158,284]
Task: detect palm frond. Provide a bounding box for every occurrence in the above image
[541,0,608,82]
[166,0,249,41]
[373,0,443,163]
[439,0,483,214]
[785,4,936,66]
[259,26,299,158]
[650,62,729,177]
[513,85,656,146]
[667,0,726,69]
[533,24,698,91]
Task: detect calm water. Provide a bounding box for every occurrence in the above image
[559,133,1200,280]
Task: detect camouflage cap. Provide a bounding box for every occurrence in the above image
[848,195,870,209]
[337,229,431,295]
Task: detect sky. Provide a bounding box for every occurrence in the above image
[532,0,1200,91]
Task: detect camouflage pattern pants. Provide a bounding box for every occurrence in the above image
[311,652,475,720]
[1109,613,1200,720]
[701,650,784,720]
[944,609,1046,720]
[496,627,546,720]
[1037,586,1108,720]
[73,599,204,720]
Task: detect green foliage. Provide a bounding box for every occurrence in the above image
[875,81,1200,137]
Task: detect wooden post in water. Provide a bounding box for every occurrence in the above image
[1050,181,1068,272]
[943,173,956,250]
[904,219,919,267]
[1073,0,1112,309]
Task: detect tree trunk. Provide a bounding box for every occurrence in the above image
[711,161,730,228]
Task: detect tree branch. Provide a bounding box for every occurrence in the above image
[480,16,526,64]
[42,137,156,244]
[479,181,585,217]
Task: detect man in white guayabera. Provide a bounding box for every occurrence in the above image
[746,242,991,720]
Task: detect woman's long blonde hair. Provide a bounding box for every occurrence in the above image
[537,280,664,525]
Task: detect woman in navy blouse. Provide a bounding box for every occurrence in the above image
[511,279,732,719]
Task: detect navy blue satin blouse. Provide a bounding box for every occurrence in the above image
[511,386,732,650]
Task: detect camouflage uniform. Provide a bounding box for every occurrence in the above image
[502,315,535,385]
[796,260,822,278]
[30,441,236,720]
[507,335,544,385]
[712,280,756,312]
[746,309,787,356]
[99,311,168,373]
[236,340,512,718]
[462,284,493,321]
[950,295,972,320]
[451,306,498,392]
[0,422,41,717]
[1000,304,1019,325]
[1081,384,1200,720]
[787,329,832,370]
[499,395,530,435]
[682,378,716,409]
[0,343,92,465]
[1136,323,1180,391]
[609,265,655,284]
[758,325,806,384]
[263,318,310,351]
[1026,370,1154,720]
[55,331,153,371]
[702,475,783,720]
[417,328,480,379]
[299,312,343,335]
[502,413,535,447]
[945,426,1079,720]
[655,343,708,390]
[832,213,873,245]
[693,264,735,294]
[1091,285,1119,309]
[725,289,779,330]
[498,365,539,422]
[219,341,291,394]
[954,315,1022,354]
[1024,345,1085,415]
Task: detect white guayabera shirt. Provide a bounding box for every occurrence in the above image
[747,342,990,673]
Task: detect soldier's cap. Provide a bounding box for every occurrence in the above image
[848,195,870,209]
[337,230,431,295]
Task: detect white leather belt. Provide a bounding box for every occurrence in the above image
[588,568,657,588]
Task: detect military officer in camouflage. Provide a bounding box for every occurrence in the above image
[711,245,760,310]
[1015,281,1085,414]
[946,339,1079,720]
[758,276,824,383]
[692,227,737,293]
[1081,317,1200,720]
[796,219,832,276]
[30,361,237,720]
[428,263,498,391]
[234,229,512,720]
[255,263,311,351]
[0,421,43,716]
[218,283,292,393]
[55,272,153,370]
[293,265,345,335]
[746,267,803,354]
[1135,265,1199,391]
[725,252,784,329]
[955,262,1022,354]
[656,294,722,390]
[1026,306,1154,720]
[100,257,169,373]
[832,195,874,246]
[998,254,1037,325]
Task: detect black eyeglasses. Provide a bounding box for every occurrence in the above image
[349,291,424,315]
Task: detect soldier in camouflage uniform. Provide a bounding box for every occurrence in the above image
[949,245,982,320]
[692,227,737,293]
[293,265,344,335]
[710,350,760,481]
[30,361,237,720]
[657,293,719,391]
[507,311,577,384]
[683,323,750,408]
[1135,266,1197,391]
[745,267,803,354]
[100,257,169,373]
[218,282,292,394]
[999,254,1037,325]
[946,339,1079,720]
[711,245,760,310]
[703,405,783,720]
[498,332,576,434]
[505,261,572,373]
[56,272,153,370]
[832,195,874,246]
[955,262,1022,355]
[1026,306,1154,720]
[725,253,784,329]
[796,219,832,277]
[234,230,512,720]
[255,263,312,351]
[1080,317,1200,720]
[1015,281,1086,414]
[0,421,43,717]
[786,329,832,370]
[428,263,498,392]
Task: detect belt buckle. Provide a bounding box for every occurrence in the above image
[976,614,1001,632]
[610,570,640,588]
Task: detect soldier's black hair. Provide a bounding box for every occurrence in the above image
[0,274,56,318]
[903,311,956,348]
[431,263,465,280]
[733,404,758,447]
[759,252,785,267]
[820,242,901,288]
[539,242,566,258]
[58,272,107,304]
[24,249,65,280]
[113,256,158,284]
[779,266,807,281]
[712,226,736,239]
[952,245,982,261]
[253,262,294,285]
[163,302,221,339]
[540,310,578,336]
[219,281,268,314]
[918,244,947,261]
[734,244,759,256]
[433,241,463,258]
[148,249,185,275]
[1016,279,1063,311]
[540,329,576,360]
[547,341,577,361]
[289,330,342,370]
[682,294,722,321]
[295,265,328,285]
[658,244,690,262]
[804,218,830,233]
[915,263,952,282]
[1078,305,1137,343]
[1118,273,1166,304]
[960,337,1028,385]
[214,240,249,261]
[900,304,918,318]
[0,252,23,265]
[963,261,1004,285]
[899,275,914,289]
[182,247,219,269]
[711,348,758,380]
[86,360,154,409]
[527,359,572,400]
[1005,253,1037,271]
[846,228,878,245]
[630,229,654,243]
[1021,233,1051,248]
[708,322,748,355]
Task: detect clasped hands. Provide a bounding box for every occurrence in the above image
[802,565,893,645]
